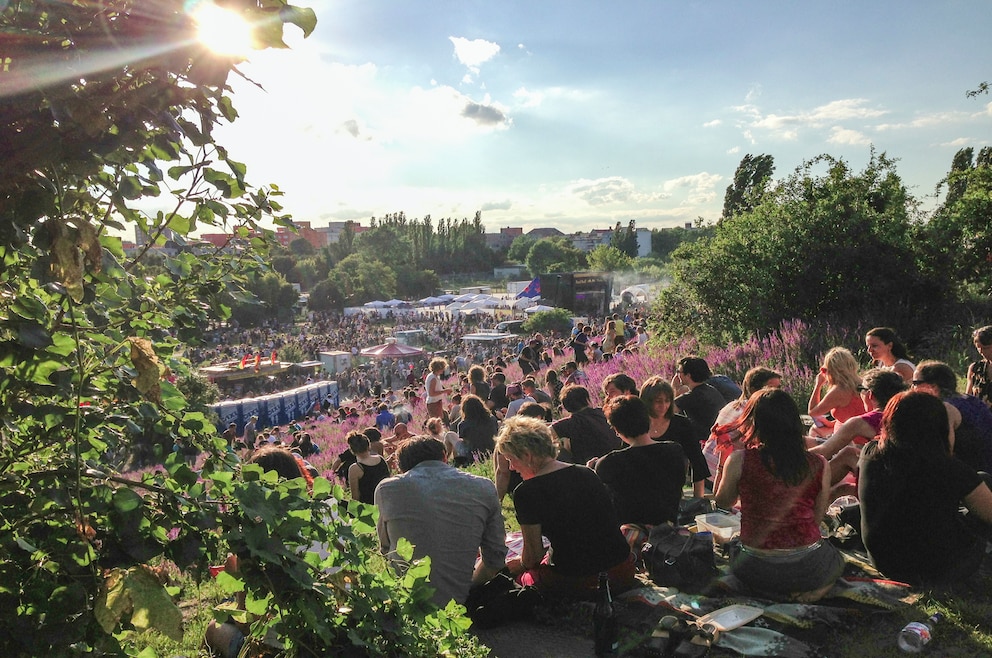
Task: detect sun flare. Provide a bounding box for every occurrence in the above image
[193,2,254,57]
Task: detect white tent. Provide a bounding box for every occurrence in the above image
[383,299,408,307]
[444,302,465,312]
[363,300,387,308]
[418,296,444,306]
[524,304,556,313]
[509,297,538,310]
[453,293,477,302]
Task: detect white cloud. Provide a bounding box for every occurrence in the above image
[662,172,723,205]
[481,199,512,211]
[876,110,971,131]
[514,86,544,108]
[449,36,501,73]
[569,177,670,206]
[940,137,974,147]
[727,146,740,154]
[733,98,888,142]
[827,126,871,145]
[703,119,722,128]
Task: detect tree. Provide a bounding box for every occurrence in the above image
[610,220,639,257]
[231,271,299,326]
[722,154,775,221]
[309,276,345,311]
[0,1,484,655]
[920,148,992,294]
[290,236,316,256]
[523,308,573,335]
[525,237,586,276]
[586,244,634,272]
[507,233,537,262]
[657,152,947,341]
[331,254,397,305]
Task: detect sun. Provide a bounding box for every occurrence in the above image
[192,2,254,57]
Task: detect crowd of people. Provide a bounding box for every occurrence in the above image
[212,320,992,639]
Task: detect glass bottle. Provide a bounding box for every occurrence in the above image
[593,572,619,655]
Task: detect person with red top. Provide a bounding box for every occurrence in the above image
[808,347,865,434]
[810,369,907,490]
[716,388,844,602]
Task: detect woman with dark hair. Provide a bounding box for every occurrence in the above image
[602,373,639,402]
[468,365,491,402]
[715,389,843,601]
[640,376,708,497]
[859,391,992,587]
[550,385,622,465]
[545,369,564,415]
[966,325,992,408]
[457,393,499,459]
[346,431,390,505]
[865,327,914,384]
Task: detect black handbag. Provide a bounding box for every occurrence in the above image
[463,568,543,629]
[640,524,717,592]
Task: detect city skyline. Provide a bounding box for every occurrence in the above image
[211,0,990,234]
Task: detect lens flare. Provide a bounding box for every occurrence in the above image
[193,2,253,56]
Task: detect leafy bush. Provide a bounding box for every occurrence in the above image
[523,309,574,335]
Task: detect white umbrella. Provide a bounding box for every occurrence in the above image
[524,304,556,313]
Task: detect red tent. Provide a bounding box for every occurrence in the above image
[359,339,425,359]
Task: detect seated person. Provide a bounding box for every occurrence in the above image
[375,437,507,607]
[494,402,549,500]
[704,367,783,490]
[457,394,499,460]
[497,416,636,596]
[551,385,623,465]
[641,377,709,497]
[859,391,992,588]
[346,431,391,505]
[601,373,639,402]
[810,369,906,489]
[913,360,992,474]
[596,396,686,541]
[715,389,844,602]
[808,347,866,433]
[427,416,471,467]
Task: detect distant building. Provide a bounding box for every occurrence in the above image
[527,227,565,240]
[275,221,327,249]
[314,220,366,245]
[569,227,653,257]
[134,225,176,246]
[485,226,523,251]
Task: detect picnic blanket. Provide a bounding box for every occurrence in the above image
[620,545,916,657]
[500,526,917,657]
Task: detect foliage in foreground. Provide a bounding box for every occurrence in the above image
[0,0,484,654]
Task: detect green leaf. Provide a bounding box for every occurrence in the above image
[281,5,318,37]
[112,488,143,513]
[125,567,183,640]
[166,214,191,235]
[215,570,245,594]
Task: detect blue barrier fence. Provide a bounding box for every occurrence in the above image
[211,381,339,434]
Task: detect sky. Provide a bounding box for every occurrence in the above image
[212,0,991,235]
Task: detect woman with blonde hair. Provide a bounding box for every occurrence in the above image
[808,347,865,432]
[497,416,635,595]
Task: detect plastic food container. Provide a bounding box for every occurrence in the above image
[694,513,741,543]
